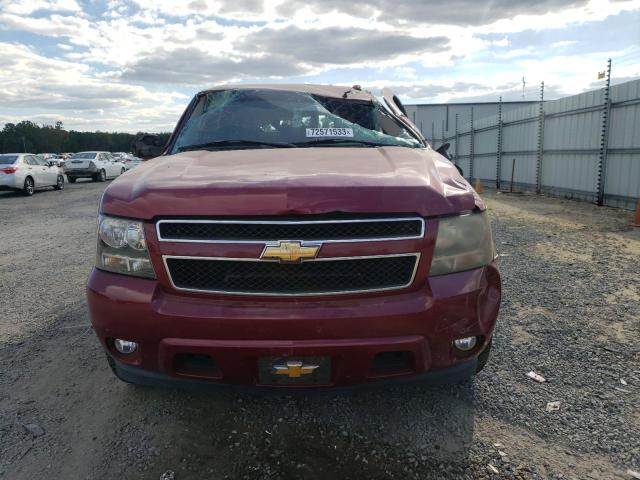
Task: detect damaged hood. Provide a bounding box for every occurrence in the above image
[101,147,482,219]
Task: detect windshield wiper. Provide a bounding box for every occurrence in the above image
[293,138,402,148]
[177,139,297,152]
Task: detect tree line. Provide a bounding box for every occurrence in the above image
[0,121,171,154]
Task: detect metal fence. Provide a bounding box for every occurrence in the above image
[430,72,640,210]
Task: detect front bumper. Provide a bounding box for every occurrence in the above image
[108,353,479,391]
[87,263,501,388]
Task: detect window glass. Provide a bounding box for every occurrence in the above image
[33,155,48,166]
[69,152,98,160]
[171,89,422,153]
[0,155,18,165]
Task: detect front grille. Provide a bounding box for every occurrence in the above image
[164,254,419,295]
[157,217,424,243]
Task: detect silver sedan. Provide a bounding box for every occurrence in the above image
[0,153,65,196]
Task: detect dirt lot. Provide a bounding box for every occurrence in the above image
[0,183,638,480]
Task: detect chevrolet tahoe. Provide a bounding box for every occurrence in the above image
[87,84,501,388]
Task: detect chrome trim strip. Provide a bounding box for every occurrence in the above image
[155,217,425,244]
[162,253,421,297]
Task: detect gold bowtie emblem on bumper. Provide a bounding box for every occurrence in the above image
[261,241,320,263]
[273,360,320,378]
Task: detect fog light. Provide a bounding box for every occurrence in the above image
[114,339,138,354]
[453,336,477,351]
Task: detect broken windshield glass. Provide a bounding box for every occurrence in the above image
[171,89,423,153]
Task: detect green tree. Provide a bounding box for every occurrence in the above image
[0,121,170,154]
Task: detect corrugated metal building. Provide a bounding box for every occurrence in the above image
[405,101,539,144]
[416,78,640,210]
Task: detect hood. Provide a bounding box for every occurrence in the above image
[101,147,483,219]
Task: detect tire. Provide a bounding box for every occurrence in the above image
[54,175,64,190]
[121,168,125,175]
[475,339,493,374]
[68,177,76,183]
[94,169,106,182]
[23,177,34,196]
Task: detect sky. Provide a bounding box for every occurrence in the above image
[0,0,639,132]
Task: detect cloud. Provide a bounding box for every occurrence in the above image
[119,47,310,85]
[118,25,448,86]
[389,82,488,99]
[239,26,449,65]
[277,0,590,26]
[126,0,266,20]
[0,42,185,131]
[551,40,579,48]
[0,0,638,132]
[0,12,90,38]
[0,0,81,15]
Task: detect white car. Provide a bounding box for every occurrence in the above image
[64,151,127,183]
[126,158,144,169]
[46,155,66,167]
[124,156,143,169]
[113,152,143,170]
[0,153,65,196]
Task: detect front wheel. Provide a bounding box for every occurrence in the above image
[23,177,34,196]
[121,168,125,175]
[54,175,64,190]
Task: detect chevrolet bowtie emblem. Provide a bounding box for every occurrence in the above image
[261,241,320,263]
[273,360,319,378]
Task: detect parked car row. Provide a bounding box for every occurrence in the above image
[64,151,127,183]
[0,150,141,196]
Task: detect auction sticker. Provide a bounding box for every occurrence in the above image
[306,128,354,138]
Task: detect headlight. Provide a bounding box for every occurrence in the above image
[96,215,155,278]
[429,211,495,276]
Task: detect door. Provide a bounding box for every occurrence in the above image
[381,87,426,144]
[35,155,57,185]
[96,153,109,177]
[112,154,125,176]
[24,155,45,186]
[102,153,117,177]
[106,153,121,177]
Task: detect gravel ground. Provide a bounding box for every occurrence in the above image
[0,182,638,480]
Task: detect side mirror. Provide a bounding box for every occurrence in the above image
[435,143,463,176]
[435,143,451,157]
[392,94,407,116]
[133,135,165,160]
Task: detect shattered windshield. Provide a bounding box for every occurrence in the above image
[171,89,422,153]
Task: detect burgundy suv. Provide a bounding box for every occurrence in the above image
[87,85,500,388]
